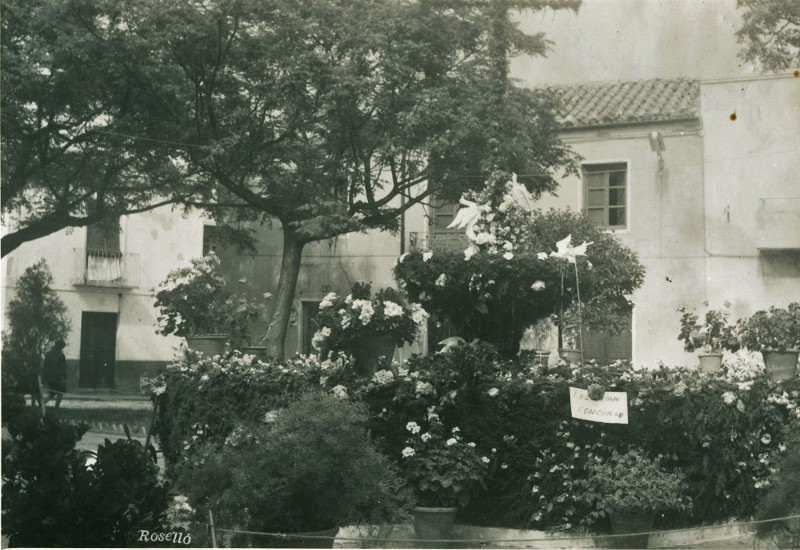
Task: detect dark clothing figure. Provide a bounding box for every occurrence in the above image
[42,340,67,408]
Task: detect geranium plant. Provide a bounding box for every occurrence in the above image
[677,301,740,353]
[400,416,489,507]
[154,254,265,347]
[738,303,800,352]
[311,282,428,354]
[575,449,692,522]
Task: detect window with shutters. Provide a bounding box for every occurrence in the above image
[583,163,627,230]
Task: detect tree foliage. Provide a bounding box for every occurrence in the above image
[737,0,800,71]
[1,259,71,398]
[0,0,206,257]
[3,0,581,357]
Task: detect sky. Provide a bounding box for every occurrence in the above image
[510,0,758,86]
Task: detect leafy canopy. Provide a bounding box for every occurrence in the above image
[737,0,800,71]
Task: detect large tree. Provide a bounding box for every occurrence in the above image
[130,0,581,358]
[7,0,580,358]
[1,0,204,257]
[737,0,800,71]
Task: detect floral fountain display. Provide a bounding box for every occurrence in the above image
[311,282,428,375]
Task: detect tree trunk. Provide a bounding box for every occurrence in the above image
[264,226,306,361]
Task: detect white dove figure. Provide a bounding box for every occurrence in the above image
[550,234,593,264]
[448,197,487,240]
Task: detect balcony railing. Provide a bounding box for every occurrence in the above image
[73,249,139,288]
[409,232,469,253]
[756,197,800,250]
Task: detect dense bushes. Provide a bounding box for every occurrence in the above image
[175,392,413,543]
[154,343,800,532]
[2,410,170,547]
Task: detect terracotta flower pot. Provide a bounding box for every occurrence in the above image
[762,350,799,382]
[607,510,655,549]
[697,352,723,374]
[413,506,458,548]
[350,333,397,376]
[185,334,228,357]
[240,346,269,361]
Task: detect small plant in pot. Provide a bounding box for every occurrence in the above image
[176,392,414,548]
[155,254,265,354]
[400,415,489,545]
[576,449,692,549]
[738,303,800,381]
[677,301,739,373]
[312,283,428,376]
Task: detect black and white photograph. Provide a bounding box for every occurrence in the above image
[1,0,799,547]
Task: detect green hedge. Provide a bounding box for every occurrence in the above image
[154,344,800,530]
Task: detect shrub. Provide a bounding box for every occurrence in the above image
[152,351,355,469]
[575,449,692,523]
[755,428,800,549]
[1,259,71,405]
[739,303,800,352]
[175,392,413,544]
[2,410,170,547]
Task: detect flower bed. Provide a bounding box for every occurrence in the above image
[154,344,800,531]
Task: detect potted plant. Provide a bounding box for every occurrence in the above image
[177,392,413,548]
[154,254,264,355]
[576,449,692,549]
[312,283,428,375]
[400,416,489,545]
[677,301,739,373]
[738,303,800,381]
[519,316,556,366]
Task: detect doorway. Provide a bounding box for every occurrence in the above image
[79,312,118,389]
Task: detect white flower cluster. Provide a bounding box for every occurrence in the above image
[319,292,337,310]
[722,349,765,382]
[351,299,375,325]
[372,369,395,385]
[312,326,331,351]
[383,300,404,318]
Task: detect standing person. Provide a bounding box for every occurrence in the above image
[42,339,67,409]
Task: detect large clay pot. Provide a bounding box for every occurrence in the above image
[762,350,799,382]
[185,334,227,357]
[350,334,397,376]
[240,346,269,361]
[698,352,723,374]
[413,506,458,548]
[607,511,655,549]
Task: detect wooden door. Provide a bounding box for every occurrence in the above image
[79,312,118,389]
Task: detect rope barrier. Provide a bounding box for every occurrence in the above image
[186,513,800,546]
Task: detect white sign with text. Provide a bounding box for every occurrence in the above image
[570,387,628,424]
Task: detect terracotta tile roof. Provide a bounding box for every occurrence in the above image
[541,78,700,128]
